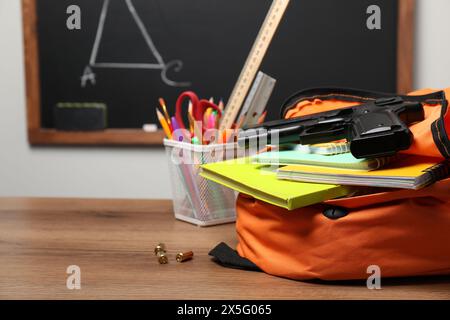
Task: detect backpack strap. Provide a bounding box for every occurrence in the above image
[280,87,450,159]
[209,242,261,272]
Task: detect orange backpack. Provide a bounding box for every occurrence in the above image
[210,87,450,281]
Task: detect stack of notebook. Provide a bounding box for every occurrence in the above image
[201,159,353,210]
[201,141,450,210]
[275,155,449,190]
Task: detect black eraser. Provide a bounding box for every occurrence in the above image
[54,102,107,131]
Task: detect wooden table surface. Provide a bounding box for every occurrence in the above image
[0,197,449,300]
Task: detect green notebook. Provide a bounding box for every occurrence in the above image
[201,159,352,210]
[252,151,392,171]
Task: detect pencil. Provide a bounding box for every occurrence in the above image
[156,109,172,139]
[235,112,247,130]
[220,129,234,144]
[158,98,173,131]
[257,111,267,124]
[187,111,195,136]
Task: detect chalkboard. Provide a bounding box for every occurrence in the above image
[23,0,414,145]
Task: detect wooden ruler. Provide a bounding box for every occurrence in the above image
[219,0,291,131]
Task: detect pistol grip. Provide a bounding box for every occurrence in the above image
[350,111,413,158]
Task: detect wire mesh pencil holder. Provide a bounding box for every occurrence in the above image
[164,139,240,226]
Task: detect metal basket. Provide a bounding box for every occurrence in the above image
[164,139,239,226]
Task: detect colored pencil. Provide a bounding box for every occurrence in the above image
[257,110,267,124]
[156,109,172,139]
[203,108,212,127]
[235,112,247,130]
[187,110,195,135]
[158,97,173,131]
[218,99,224,111]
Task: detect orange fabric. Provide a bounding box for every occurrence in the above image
[285,88,450,159]
[408,88,450,158]
[236,178,450,280]
[234,88,450,280]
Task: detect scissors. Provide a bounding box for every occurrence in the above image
[175,91,222,132]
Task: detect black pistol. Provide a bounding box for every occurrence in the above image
[238,97,424,159]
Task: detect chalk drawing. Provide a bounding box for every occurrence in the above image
[81,66,96,87]
[82,0,190,88]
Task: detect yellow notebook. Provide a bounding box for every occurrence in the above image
[201,159,352,210]
[278,156,450,190]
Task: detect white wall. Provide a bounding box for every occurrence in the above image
[1,0,450,199]
[414,0,450,89]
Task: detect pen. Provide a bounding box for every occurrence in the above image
[191,136,200,145]
[171,116,180,141]
[193,118,203,145]
[171,116,190,142]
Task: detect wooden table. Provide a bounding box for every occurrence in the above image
[0,198,449,300]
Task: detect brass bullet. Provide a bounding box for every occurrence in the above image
[176,251,194,263]
[157,252,169,264]
[154,243,166,255]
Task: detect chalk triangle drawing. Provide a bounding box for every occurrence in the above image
[83,0,190,87]
[94,0,161,65]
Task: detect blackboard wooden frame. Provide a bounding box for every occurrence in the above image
[22,0,415,146]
